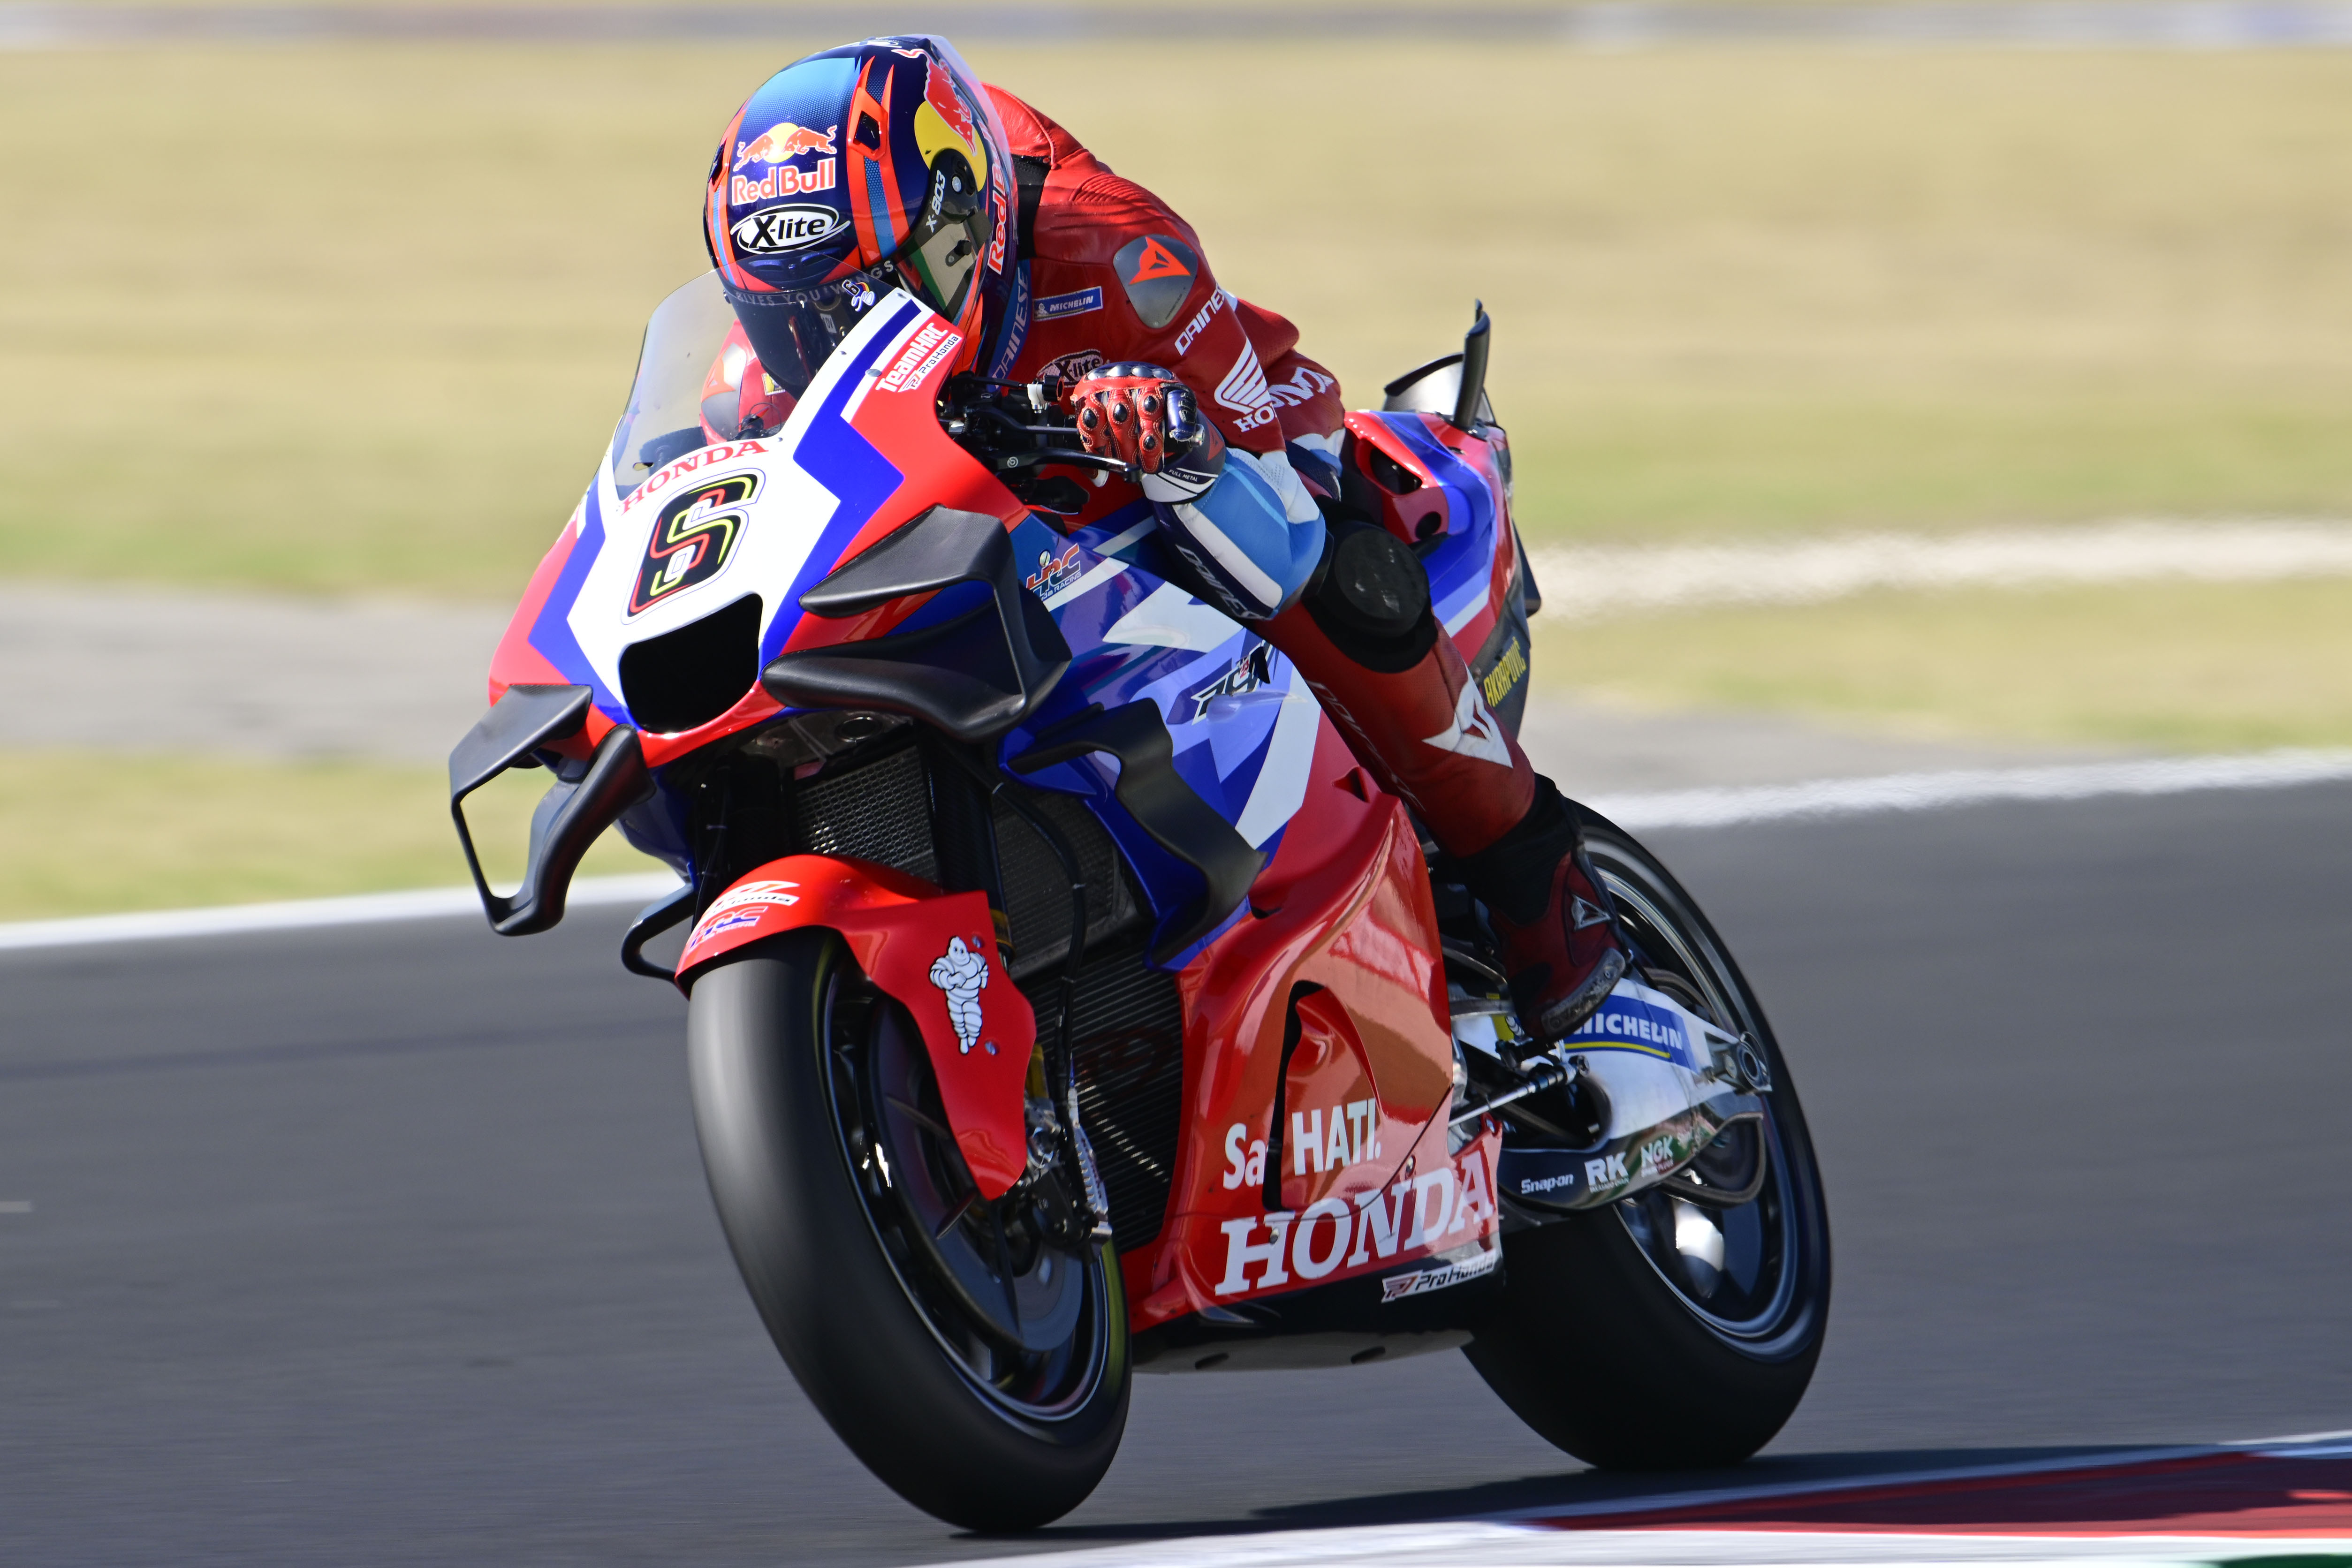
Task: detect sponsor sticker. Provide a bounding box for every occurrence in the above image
[1558,982,1708,1071]
[1026,543,1083,597]
[729,161,837,204]
[685,878,800,947]
[1041,348,1105,385]
[1264,363,1337,409]
[1219,1122,1270,1190]
[1173,288,1229,356]
[622,439,766,510]
[1036,287,1104,321]
[985,262,1032,379]
[878,321,963,393]
[1112,234,1199,330]
[735,121,837,168]
[1421,680,1513,768]
[1189,641,1276,721]
[1479,637,1529,710]
[1379,1245,1502,1303]
[630,473,759,615]
[927,934,994,1055]
[731,203,846,254]
[1214,1146,1497,1296]
[921,57,979,155]
[1214,343,1280,432]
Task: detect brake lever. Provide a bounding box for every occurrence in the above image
[987,448,1132,477]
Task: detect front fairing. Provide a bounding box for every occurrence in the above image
[486,276,1025,768]
[480,273,1518,968]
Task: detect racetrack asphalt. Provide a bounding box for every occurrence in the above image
[5,781,2351,1566]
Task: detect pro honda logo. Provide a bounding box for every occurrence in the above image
[731,204,845,254]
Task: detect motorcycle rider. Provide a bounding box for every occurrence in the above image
[702,36,1628,1038]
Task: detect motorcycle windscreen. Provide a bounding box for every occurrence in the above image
[607,271,740,502]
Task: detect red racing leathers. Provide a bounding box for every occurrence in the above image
[984,88,1539,864]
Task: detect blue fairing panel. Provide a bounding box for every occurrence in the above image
[1001,507,1326,963]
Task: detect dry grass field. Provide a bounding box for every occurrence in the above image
[0,749,649,921]
[1540,575,2352,753]
[6,44,2352,596]
[4,38,2352,916]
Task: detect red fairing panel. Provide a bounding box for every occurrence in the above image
[675,855,1037,1199]
[1121,721,1499,1329]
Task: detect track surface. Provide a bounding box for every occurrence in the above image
[6,784,2352,1566]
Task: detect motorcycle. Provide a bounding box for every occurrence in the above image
[449,273,1830,1530]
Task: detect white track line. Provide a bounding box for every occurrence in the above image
[0,872,683,954]
[936,1432,2352,1568]
[1528,519,2352,621]
[939,1527,2352,1568]
[1592,748,2352,830]
[6,749,2351,952]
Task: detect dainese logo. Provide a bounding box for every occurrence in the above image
[630,473,758,615]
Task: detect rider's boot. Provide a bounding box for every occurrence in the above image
[1259,523,1629,1040]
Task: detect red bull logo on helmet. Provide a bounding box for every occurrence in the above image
[730,160,837,204]
[735,121,837,168]
[731,120,840,203]
[921,61,978,156]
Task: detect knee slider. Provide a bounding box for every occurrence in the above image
[1304,522,1436,673]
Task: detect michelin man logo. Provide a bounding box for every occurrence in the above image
[928,935,990,1055]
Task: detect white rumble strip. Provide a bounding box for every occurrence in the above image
[0,873,683,954]
[930,1526,2352,1568]
[1592,748,2352,831]
[928,1432,2352,1568]
[8,748,2352,951]
[1527,519,2352,621]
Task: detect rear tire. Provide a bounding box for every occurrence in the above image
[1465,815,1830,1469]
[686,931,1129,1530]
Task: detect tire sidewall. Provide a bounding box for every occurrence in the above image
[686,931,1130,1530]
[1468,818,1832,1469]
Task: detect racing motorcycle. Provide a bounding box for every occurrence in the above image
[449,274,1830,1530]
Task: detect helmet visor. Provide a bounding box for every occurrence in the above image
[723,271,880,406]
[894,212,984,327]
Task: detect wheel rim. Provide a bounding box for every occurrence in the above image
[1585,836,1824,1357]
[818,954,1116,1424]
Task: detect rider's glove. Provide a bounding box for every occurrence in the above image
[1066,362,1226,504]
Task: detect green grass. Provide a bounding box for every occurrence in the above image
[0,751,657,922]
[1533,576,2352,753]
[7,46,2352,598]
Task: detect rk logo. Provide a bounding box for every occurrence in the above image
[630,473,758,615]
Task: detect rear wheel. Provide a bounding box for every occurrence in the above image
[686,931,1129,1530]
[1466,815,1830,1468]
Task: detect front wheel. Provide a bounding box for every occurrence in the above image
[1466,814,1831,1469]
[686,931,1129,1530]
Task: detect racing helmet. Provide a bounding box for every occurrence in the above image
[704,36,1015,407]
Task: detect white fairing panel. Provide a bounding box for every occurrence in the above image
[563,295,936,717]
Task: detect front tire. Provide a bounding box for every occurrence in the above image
[686,931,1129,1530]
[1466,815,1831,1468]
